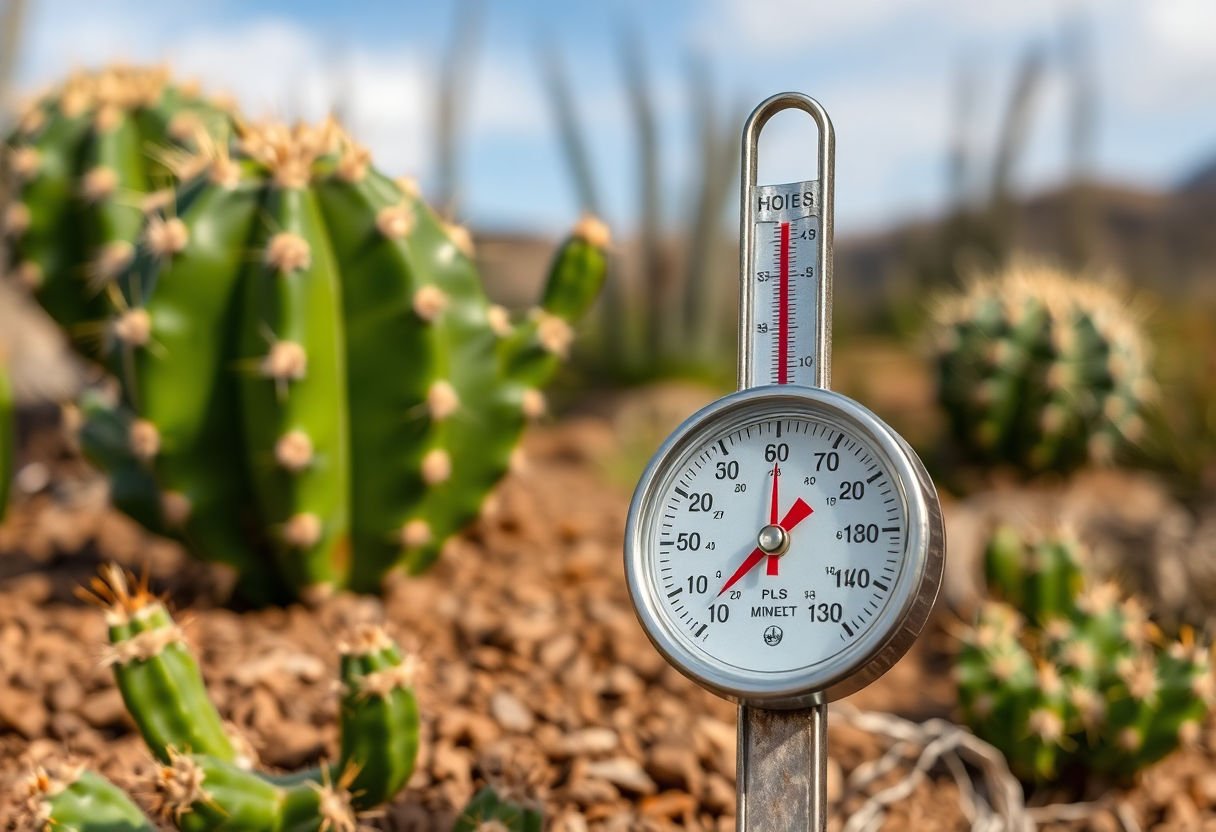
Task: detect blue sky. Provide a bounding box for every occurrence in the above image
[16,0,1216,236]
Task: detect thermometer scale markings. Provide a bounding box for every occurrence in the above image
[654,419,905,661]
[775,221,793,384]
[750,181,821,388]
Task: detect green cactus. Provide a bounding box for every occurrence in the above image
[981,524,1085,626]
[931,261,1153,473]
[20,764,155,832]
[79,118,607,602]
[79,565,420,824]
[453,786,544,832]
[150,751,358,832]
[83,565,243,764]
[2,64,230,349]
[958,531,1214,781]
[337,624,420,808]
[69,386,166,534]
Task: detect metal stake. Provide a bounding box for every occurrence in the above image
[737,704,828,831]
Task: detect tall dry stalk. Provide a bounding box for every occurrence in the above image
[680,57,738,364]
[434,0,484,220]
[0,0,28,273]
[618,25,666,358]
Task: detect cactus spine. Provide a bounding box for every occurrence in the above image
[70,566,421,827]
[84,118,607,602]
[20,764,154,832]
[931,261,1152,473]
[2,65,229,348]
[958,529,1215,780]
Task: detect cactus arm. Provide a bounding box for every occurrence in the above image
[124,175,283,603]
[313,173,433,592]
[28,768,155,832]
[390,193,507,575]
[156,752,357,832]
[157,753,286,832]
[502,217,609,386]
[109,602,237,764]
[397,213,609,576]
[337,626,419,809]
[88,568,238,765]
[239,184,351,596]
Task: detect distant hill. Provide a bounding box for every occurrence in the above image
[473,163,1216,329]
[834,173,1216,309]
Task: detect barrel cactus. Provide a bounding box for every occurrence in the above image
[957,530,1214,780]
[76,117,607,602]
[2,64,229,348]
[931,262,1152,473]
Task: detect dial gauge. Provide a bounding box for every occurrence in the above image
[625,386,943,706]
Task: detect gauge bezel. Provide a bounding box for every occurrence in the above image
[624,386,944,708]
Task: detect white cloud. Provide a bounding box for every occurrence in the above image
[14,5,552,182]
[694,0,1067,53]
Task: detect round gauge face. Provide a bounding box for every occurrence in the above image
[626,387,940,702]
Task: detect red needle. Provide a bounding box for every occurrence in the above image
[717,498,814,596]
[767,461,780,576]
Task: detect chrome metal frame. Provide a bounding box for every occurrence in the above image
[738,91,835,391]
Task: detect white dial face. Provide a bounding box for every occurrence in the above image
[646,412,907,674]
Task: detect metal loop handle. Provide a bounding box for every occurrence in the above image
[737,92,836,391]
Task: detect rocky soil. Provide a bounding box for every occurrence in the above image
[2,398,1216,830]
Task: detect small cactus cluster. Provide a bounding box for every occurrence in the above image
[957,527,1215,781]
[2,65,229,345]
[38,565,417,828]
[20,565,540,831]
[8,65,609,603]
[930,261,1153,473]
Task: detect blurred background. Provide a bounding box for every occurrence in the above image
[2,1,1216,828]
[4,0,1215,384]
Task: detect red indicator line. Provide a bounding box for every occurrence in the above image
[778,221,790,384]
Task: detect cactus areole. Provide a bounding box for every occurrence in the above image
[62,117,608,603]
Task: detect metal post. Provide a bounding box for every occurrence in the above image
[737,703,828,831]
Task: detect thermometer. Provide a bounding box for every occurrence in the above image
[624,92,944,831]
